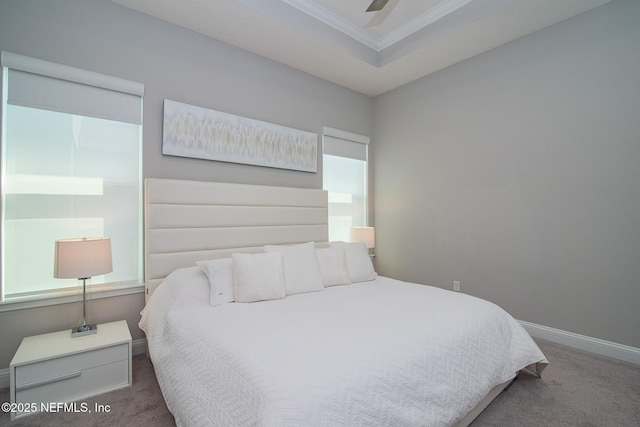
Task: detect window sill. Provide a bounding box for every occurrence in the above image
[0,283,144,313]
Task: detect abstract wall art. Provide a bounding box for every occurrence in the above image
[162,100,318,172]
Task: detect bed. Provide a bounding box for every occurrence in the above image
[140,178,547,427]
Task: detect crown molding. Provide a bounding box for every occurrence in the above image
[282,0,479,52]
[378,0,475,50]
[280,0,379,49]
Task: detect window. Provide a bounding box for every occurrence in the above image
[322,127,370,242]
[0,52,143,303]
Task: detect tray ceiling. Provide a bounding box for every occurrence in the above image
[110,0,611,96]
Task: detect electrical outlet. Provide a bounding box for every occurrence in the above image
[453,280,461,292]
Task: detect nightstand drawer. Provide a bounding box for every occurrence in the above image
[15,359,129,409]
[14,343,129,387]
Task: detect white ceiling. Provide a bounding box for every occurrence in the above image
[110,0,611,96]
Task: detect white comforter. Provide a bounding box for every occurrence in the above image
[140,267,547,427]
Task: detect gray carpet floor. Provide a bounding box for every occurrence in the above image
[1,338,638,426]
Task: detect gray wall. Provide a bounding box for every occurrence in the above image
[0,0,373,369]
[373,0,640,348]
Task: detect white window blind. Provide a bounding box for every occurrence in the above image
[322,127,370,242]
[323,135,367,161]
[2,51,143,125]
[1,51,144,301]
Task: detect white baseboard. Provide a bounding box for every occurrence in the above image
[132,337,147,357]
[0,338,148,390]
[0,368,7,390]
[519,320,640,365]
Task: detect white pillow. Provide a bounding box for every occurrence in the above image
[329,241,377,283]
[315,246,351,287]
[264,242,324,295]
[196,258,234,306]
[232,252,286,303]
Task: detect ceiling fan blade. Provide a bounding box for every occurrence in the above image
[366,0,390,12]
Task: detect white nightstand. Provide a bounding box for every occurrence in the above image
[9,320,132,420]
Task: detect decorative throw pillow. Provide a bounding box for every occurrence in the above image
[232,252,286,303]
[329,241,377,283]
[264,242,325,295]
[315,245,351,287]
[196,258,234,307]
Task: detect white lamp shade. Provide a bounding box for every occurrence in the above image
[54,237,113,279]
[350,227,375,249]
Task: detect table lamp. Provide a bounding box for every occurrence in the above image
[54,237,112,337]
[350,226,375,249]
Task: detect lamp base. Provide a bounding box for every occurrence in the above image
[71,323,97,338]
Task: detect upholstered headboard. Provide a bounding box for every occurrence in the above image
[144,178,328,300]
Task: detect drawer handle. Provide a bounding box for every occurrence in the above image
[16,371,81,392]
